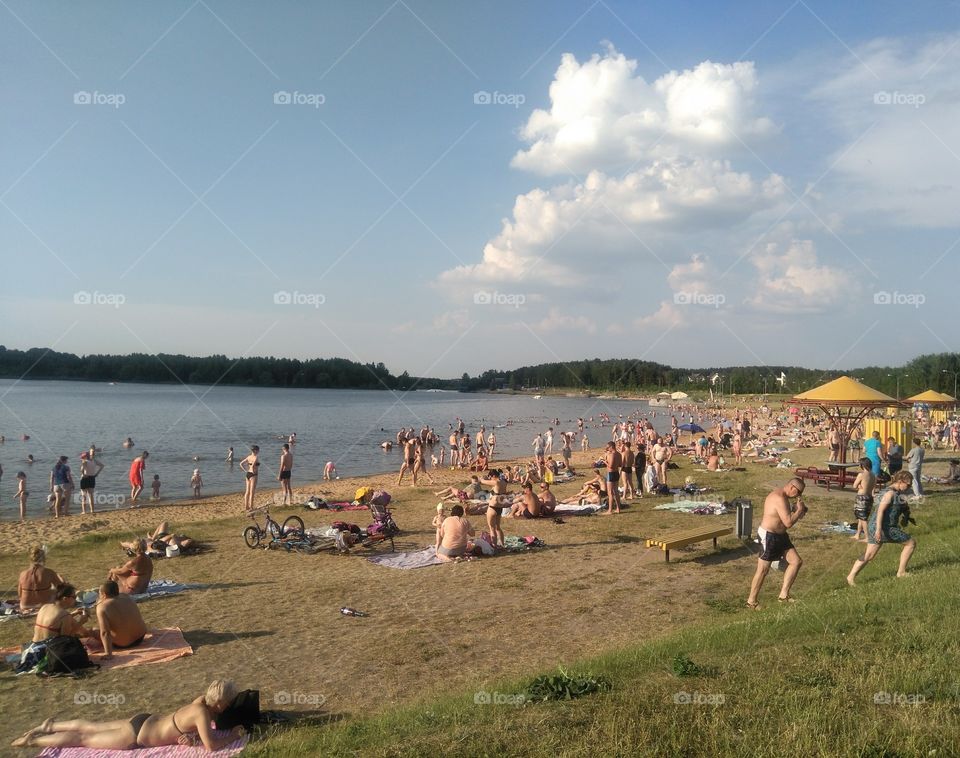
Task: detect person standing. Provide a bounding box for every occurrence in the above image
[78,452,104,514]
[827,428,840,462]
[620,441,636,500]
[905,438,924,498]
[49,456,72,519]
[863,431,883,477]
[603,441,622,515]
[746,477,808,609]
[397,437,418,486]
[885,436,903,474]
[561,433,573,473]
[239,446,260,511]
[278,443,293,505]
[128,451,148,506]
[851,457,876,542]
[847,470,917,584]
[16,471,28,521]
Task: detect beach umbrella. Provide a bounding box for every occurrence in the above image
[791,376,902,462]
[721,420,734,429]
[678,423,705,433]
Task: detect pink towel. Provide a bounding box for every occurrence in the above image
[36,732,247,757]
[84,628,193,670]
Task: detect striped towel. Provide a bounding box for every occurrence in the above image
[37,732,247,757]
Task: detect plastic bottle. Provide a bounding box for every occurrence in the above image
[340,607,366,617]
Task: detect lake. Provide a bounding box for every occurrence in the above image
[0,380,674,519]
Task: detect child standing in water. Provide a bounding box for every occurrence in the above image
[151,474,161,501]
[191,468,203,498]
[16,471,28,521]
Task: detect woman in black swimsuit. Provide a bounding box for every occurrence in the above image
[12,680,245,750]
[240,446,260,511]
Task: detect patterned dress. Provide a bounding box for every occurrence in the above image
[867,486,911,545]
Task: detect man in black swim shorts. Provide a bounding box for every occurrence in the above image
[746,478,808,609]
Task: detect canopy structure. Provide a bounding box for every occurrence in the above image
[905,389,956,406]
[791,376,903,462]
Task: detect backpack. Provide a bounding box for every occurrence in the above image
[41,635,97,676]
[214,689,260,730]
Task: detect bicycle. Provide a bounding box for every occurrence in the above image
[243,506,305,548]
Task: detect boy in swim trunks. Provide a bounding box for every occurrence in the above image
[746,477,808,609]
[851,457,875,542]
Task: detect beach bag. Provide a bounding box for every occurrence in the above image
[41,635,97,676]
[215,689,261,730]
[370,490,391,506]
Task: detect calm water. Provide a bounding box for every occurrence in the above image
[0,380,675,520]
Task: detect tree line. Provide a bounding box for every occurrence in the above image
[1,345,957,399]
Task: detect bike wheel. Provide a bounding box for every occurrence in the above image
[243,526,261,548]
[282,516,305,538]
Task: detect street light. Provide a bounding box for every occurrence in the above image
[887,373,909,401]
[942,369,959,399]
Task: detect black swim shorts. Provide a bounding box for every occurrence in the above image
[759,529,794,562]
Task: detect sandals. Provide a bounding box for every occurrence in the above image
[745,601,760,610]
[777,596,797,604]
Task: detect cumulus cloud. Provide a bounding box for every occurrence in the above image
[437,158,786,289]
[531,307,597,334]
[745,240,855,314]
[512,45,776,176]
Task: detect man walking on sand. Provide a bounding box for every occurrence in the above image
[603,441,622,515]
[746,477,808,609]
[397,437,418,487]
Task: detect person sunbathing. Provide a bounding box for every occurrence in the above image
[434,477,481,503]
[510,482,542,519]
[32,584,95,642]
[121,522,195,555]
[18,545,66,611]
[538,482,557,515]
[107,540,153,595]
[561,473,604,504]
[95,581,148,659]
[12,679,245,751]
[435,504,474,562]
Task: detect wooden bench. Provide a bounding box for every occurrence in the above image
[645,526,733,562]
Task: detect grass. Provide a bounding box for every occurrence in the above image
[1,445,957,756]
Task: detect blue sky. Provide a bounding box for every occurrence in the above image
[1,1,958,378]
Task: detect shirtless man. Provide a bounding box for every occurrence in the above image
[827,427,840,463]
[510,481,542,519]
[277,443,293,505]
[538,482,557,516]
[746,477,808,609]
[652,437,671,486]
[413,440,436,484]
[96,581,148,658]
[397,437,418,486]
[603,442,622,514]
[435,504,474,561]
[107,540,153,595]
[851,457,876,542]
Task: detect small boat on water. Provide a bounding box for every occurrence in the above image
[533,395,542,399]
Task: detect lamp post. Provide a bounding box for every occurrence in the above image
[887,373,909,401]
[942,369,959,399]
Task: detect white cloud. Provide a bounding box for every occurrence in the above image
[437,158,786,289]
[531,307,597,334]
[809,33,960,227]
[512,45,776,176]
[432,309,472,333]
[745,239,855,314]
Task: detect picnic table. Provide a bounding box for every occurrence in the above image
[826,461,860,489]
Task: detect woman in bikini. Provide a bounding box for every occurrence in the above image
[240,445,260,511]
[479,470,507,548]
[32,584,94,642]
[18,545,66,611]
[12,679,245,751]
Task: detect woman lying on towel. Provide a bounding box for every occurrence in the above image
[560,472,604,504]
[12,679,245,751]
[121,521,195,556]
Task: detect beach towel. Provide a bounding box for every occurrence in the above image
[654,500,728,515]
[36,731,247,758]
[553,503,601,516]
[87,628,193,670]
[820,522,856,534]
[366,547,442,570]
[2,628,191,673]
